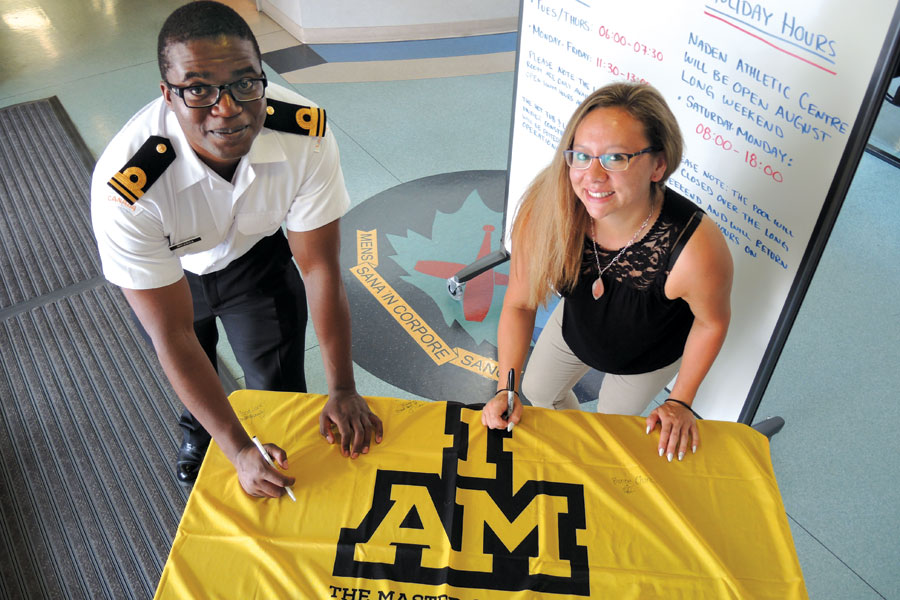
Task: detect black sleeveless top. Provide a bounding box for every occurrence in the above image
[561,188,704,375]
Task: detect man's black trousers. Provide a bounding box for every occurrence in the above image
[134,230,308,446]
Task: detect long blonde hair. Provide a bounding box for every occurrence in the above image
[512,82,683,307]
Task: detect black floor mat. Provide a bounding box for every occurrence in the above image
[0,97,188,599]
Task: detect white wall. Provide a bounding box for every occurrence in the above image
[260,0,519,43]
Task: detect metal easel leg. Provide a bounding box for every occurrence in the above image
[750,416,785,439]
[447,249,510,300]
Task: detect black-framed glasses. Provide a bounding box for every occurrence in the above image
[165,74,268,108]
[564,146,661,171]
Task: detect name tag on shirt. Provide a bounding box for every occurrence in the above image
[169,236,202,251]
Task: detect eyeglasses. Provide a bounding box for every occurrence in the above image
[564,146,661,171]
[165,74,268,108]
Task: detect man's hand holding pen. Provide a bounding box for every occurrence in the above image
[235,439,296,500]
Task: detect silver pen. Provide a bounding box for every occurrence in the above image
[506,368,515,432]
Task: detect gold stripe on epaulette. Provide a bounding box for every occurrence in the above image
[295,106,326,137]
[106,136,175,205]
[264,99,327,137]
[108,166,148,205]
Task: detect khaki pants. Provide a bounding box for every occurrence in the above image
[522,300,682,415]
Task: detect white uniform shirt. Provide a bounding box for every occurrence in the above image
[90,83,350,290]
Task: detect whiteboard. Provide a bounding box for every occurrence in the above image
[505,0,900,421]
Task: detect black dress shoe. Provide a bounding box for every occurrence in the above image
[176,439,209,485]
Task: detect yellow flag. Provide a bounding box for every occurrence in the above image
[155,391,807,599]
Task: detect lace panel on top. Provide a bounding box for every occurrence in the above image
[582,212,681,291]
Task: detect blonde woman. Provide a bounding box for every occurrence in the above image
[482,82,733,462]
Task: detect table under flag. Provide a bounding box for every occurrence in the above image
[155,391,807,599]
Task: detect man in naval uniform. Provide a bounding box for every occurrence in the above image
[90,1,382,497]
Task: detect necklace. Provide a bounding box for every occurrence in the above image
[590,205,654,300]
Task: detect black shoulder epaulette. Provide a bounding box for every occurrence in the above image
[264,98,327,137]
[107,135,176,205]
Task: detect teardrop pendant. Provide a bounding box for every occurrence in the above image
[591,277,604,300]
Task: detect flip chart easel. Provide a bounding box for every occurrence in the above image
[453,0,900,423]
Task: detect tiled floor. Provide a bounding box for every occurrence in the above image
[1,1,897,598]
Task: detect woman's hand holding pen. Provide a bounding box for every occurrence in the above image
[481,389,523,430]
